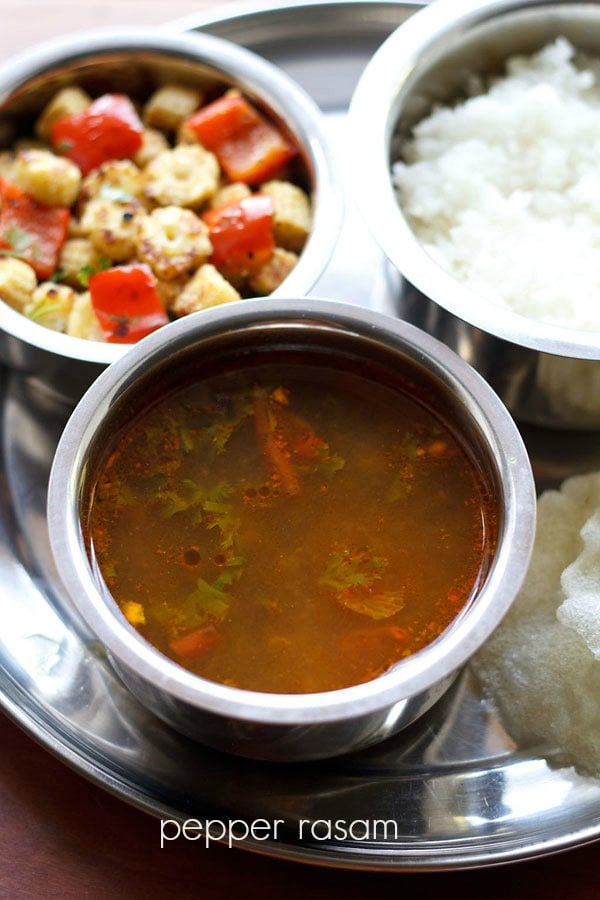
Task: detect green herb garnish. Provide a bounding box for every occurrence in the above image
[315,446,345,477]
[319,548,403,619]
[26,301,62,322]
[320,549,387,593]
[205,394,254,454]
[387,473,414,503]
[186,577,231,625]
[76,255,111,287]
[339,590,405,620]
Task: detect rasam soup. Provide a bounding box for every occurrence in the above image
[83,351,498,694]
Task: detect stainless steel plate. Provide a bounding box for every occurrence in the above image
[1,0,599,871]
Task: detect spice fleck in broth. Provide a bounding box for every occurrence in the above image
[84,358,497,694]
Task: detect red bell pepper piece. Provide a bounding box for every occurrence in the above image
[170,625,220,661]
[51,94,143,175]
[185,92,296,185]
[203,194,275,278]
[88,264,169,344]
[0,177,69,279]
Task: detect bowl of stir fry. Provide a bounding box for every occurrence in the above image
[0,28,338,400]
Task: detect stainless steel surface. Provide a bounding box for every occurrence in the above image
[350,0,600,429]
[0,26,339,402]
[47,297,535,762]
[0,0,598,869]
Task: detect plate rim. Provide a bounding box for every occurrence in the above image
[0,0,599,873]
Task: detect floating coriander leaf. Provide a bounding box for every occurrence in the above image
[337,587,405,620]
[315,447,345,477]
[159,490,191,518]
[140,471,167,497]
[319,548,386,593]
[188,578,231,625]
[208,482,235,502]
[388,472,414,503]
[179,426,194,453]
[102,561,117,579]
[205,503,240,551]
[213,556,245,591]
[320,548,402,619]
[205,393,253,454]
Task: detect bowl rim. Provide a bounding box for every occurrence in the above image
[0,26,340,364]
[349,0,600,360]
[47,296,536,726]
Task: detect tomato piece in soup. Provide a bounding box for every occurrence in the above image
[170,626,221,661]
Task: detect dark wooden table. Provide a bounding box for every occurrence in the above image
[0,1,598,896]
[1,713,599,898]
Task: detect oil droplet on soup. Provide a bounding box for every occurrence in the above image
[84,361,497,693]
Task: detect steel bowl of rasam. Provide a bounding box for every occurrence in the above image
[47,297,535,761]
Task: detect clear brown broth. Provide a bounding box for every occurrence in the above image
[84,358,498,693]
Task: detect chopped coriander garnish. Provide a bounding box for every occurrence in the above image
[320,548,405,619]
[76,255,111,287]
[76,265,95,287]
[319,548,387,593]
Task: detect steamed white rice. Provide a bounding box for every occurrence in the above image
[393,38,600,333]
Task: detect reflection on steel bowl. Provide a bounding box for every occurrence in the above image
[47,298,535,762]
[0,28,339,401]
[350,0,600,429]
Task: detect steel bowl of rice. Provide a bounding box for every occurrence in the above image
[350,0,600,429]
